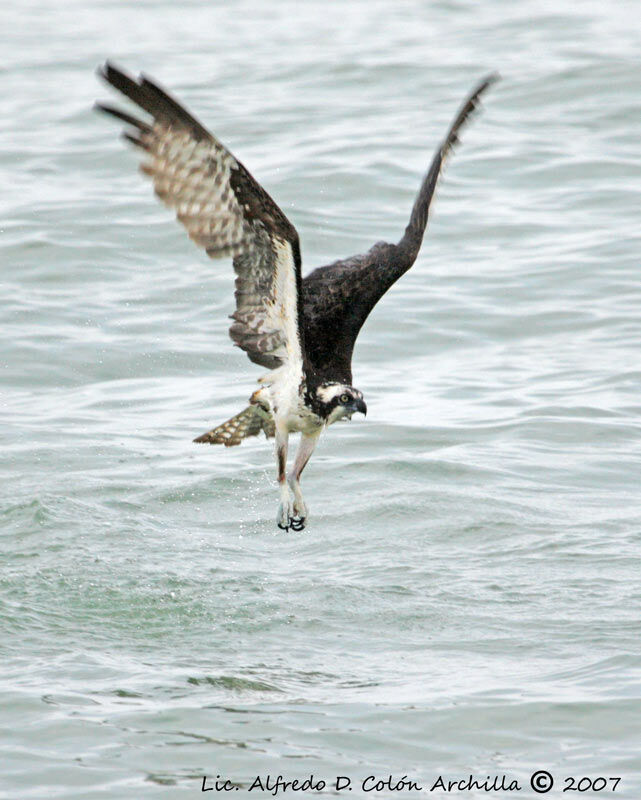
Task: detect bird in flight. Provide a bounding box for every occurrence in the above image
[96,63,497,531]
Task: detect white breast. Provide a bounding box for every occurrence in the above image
[258,369,323,436]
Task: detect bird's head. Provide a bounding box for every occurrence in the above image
[314,383,367,425]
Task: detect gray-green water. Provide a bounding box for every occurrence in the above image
[2,1,641,797]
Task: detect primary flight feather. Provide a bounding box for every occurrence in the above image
[96,63,497,530]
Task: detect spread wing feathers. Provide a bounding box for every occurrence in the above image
[95,62,304,370]
[399,72,499,254]
[193,405,275,446]
[301,73,498,382]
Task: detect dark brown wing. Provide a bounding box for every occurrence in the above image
[96,62,304,371]
[301,73,498,383]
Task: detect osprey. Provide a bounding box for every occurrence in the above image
[96,63,497,531]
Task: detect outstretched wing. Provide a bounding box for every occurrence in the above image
[301,73,498,383]
[96,62,304,371]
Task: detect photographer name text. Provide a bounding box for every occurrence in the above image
[201,772,622,795]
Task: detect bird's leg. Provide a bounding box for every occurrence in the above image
[287,431,320,531]
[275,424,294,531]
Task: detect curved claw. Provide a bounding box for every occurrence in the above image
[289,516,306,531]
[277,520,290,532]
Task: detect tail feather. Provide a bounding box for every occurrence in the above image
[193,406,274,447]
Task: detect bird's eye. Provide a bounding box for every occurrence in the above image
[340,393,350,404]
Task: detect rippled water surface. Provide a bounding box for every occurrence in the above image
[2,0,641,797]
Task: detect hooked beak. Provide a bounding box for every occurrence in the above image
[351,398,367,417]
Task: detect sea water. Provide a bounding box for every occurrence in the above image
[2,0,640,797]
